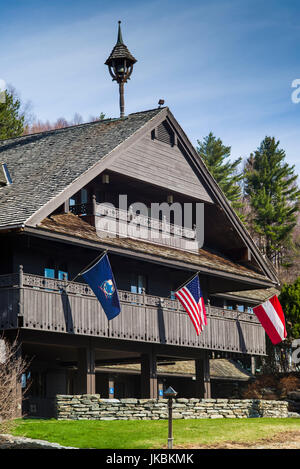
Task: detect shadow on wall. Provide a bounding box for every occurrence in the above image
[61,290,74,333]
[236,320,246,353]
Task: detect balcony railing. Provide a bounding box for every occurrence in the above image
[70,202,199,252]
[0,272,265,355]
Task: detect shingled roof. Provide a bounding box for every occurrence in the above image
[100,359,253,381]
[39,213,271,285]
[0,108,162,229]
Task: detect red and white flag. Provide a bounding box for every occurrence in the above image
[253,295,287,345]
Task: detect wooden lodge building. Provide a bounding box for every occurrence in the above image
[0,26,279,417]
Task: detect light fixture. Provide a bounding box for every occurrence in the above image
[167,194,173,204]
[164,386,177,449]
[105,21,137,118]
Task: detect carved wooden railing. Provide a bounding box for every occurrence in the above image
[0,271,264,354]
[19,273,258,321]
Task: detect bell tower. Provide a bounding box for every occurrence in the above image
[105,21,137,118]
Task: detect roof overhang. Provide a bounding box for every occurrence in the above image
[21,224,276,293]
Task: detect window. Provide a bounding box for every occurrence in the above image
[69,197,76,207]
[81,188,88,204]
[44,268,55,279]
[58,270,68,280]
[131,273,147,294]
[44,262,68,281]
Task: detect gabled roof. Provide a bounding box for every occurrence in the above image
[0,108,162,228]
[0,106,279,286]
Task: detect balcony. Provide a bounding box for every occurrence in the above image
[0,272,265,355]
[70,202,199,252]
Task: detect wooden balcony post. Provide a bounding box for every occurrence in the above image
[92,194,97,227]
[195,352,211,398]
[76,346,96,394]
[19,264,23,288]
[141,351,158,399]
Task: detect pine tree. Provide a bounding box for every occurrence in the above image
[196,132,243,213]
[279,277,300,340]
[244,136,300,262]
[0,88,25,140]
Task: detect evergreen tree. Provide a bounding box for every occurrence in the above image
[279,277,300,340]
[196,132,243,213]
[0,88,25,140]
[244,137,300,262]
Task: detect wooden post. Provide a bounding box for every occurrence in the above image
[92,194,97,227]
[15,339,23,418]
[119,82,125,118]
[195,352,211,398]
[18,265,24,325]
[251,356,256,375]
[76,346,96,394]
[19,264,23,287]
[63,199,69,213]
[141,351,157,398]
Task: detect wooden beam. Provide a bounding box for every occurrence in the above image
[195,352,211,398]
[141,351,158,399]
[76,346,95,394]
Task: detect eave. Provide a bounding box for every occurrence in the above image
[22,223,276,292]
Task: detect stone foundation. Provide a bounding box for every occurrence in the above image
[56,395,288,420]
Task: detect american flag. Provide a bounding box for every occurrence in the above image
[175,275,207,335]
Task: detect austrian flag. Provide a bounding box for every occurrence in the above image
[253,295,287,345]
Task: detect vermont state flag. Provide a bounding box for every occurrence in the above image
[81,253,121,320]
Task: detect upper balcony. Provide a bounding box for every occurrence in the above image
[69,201,200,253]
[0,270,265,355]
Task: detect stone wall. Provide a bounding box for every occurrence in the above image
[56,395,288,420]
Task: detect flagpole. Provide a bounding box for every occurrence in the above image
[70,250,108,282]
[173,270,201,294]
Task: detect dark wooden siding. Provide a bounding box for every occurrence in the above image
[109,134,214,203]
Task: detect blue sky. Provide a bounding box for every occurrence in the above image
[1,0,300,174]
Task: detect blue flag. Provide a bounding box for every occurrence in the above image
[81,253,121,320]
